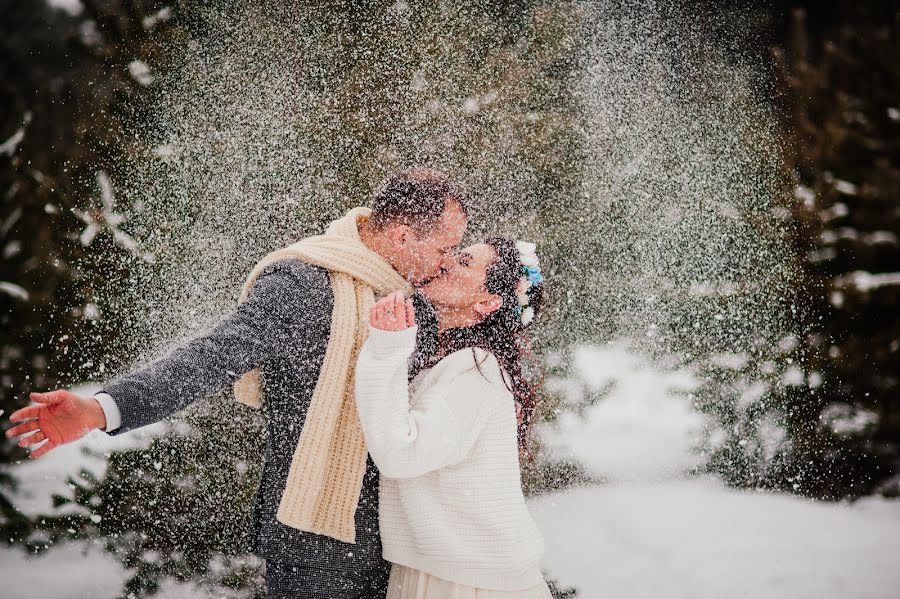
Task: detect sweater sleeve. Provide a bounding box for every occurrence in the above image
[354,326,496,479]
[101,260,332,434]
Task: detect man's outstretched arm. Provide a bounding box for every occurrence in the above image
[6,261,331,456]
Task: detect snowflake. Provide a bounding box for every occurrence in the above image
[72,171,154,262]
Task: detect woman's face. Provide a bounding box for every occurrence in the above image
[420,242,498,309]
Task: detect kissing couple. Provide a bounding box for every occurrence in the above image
[7,167,552,599]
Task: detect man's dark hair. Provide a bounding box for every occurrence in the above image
[369,166,467,235]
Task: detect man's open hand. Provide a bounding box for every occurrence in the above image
[370,291,415,332]
[5,390,107,458]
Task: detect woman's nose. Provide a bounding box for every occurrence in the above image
[439,252,457,273]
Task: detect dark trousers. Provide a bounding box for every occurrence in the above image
[265,558,391,599]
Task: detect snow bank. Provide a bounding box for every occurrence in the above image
[530,479,900,599]
[532,343,900,598]
[540,343,705,481]
[0,541,216,599]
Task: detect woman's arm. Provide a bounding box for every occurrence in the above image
[355,294,496,478]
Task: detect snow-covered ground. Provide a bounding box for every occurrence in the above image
[3,349,899,598]
[532,344,900,599]
[532,480,900,599]
[1,541,218,599]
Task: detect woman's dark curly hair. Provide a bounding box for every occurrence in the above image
[411,237,544,456]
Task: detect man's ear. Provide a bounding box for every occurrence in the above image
[388,224,413,247]
[474,294,503,316]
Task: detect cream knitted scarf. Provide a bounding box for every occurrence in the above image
[233,207,409,543]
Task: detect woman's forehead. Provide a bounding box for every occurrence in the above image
[463,242,497,263]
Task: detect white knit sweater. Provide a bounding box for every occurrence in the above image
[354,325,546,591]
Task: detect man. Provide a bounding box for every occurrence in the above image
[6,167,468,598]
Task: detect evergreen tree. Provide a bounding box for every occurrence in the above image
[768,8,900,498]
[690,5,900,500]
[1,0,174,551]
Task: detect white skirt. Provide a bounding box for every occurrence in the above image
[385,564,554,599]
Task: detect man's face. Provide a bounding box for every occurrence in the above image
[395,200,467,287]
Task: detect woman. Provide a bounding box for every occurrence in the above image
[354,237,552,599]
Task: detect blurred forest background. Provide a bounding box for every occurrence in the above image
[1,1,898,598]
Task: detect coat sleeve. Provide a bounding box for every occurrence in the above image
[354,326,499,479]
[102,260,331,434]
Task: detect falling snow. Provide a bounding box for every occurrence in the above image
[4,2,897,597]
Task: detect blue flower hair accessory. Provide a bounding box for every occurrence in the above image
[514,240,543,326]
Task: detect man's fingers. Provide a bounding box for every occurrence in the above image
[30,391,65,405]
[29,440,54,459]
[5,420,40,438]
[18,431,45,448]
[9,405,41,423]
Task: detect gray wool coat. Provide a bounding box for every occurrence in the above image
[103,260,430,577]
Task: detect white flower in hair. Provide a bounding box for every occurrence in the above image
[520,306,535,326]
[516,291,530,307]
[513,239,542,327]
[516,240,536,255]
[515,277,530,307]
[516,240,539,268]
[519,254,540,267]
